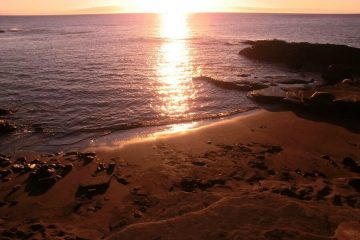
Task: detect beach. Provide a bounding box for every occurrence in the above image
[1,13,360,240]
[1,109,360,239]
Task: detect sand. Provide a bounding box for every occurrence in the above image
[0,109,360,240]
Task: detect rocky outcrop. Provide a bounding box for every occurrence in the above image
[247,81,360,114]
[239,40,360,84]
[193,76,268,91]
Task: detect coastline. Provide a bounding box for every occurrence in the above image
[1,109,360,239]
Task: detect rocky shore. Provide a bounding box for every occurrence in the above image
[1,40,360,239]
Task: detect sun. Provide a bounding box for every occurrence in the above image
[137,0,213,13]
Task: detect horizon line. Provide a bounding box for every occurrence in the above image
[1,11,360,17]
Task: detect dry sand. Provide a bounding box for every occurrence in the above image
[0,110,360,240]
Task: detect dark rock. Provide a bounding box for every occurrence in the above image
[322,64,353,84]
[0,109,14,115]
[348,178,360,193]
[29,223,46,232]
[110,218,128,231]
[16,157,26,163]
[193,76,268,92]
[0,119,16,134]
[267,145,283,154]
[61,163,73,177]
[0,169,11,178]
[192,161,206,166]
[316,185,332,200]
[179,178,226,192]
[76,179,110,198]
[280,171,293,181]
[11,164,25,173]
[65,151,78,156]
[309,91,335,104]
[332,195,343,206]
[0,157,11,167]
[277,78,315,84]
[115,176,129,185]
[239,40,360,77]
[35,177,57,190]
[12,184,21,192]
[264,229,297,239]
[342,157,360,173]
[107,162,116,174]
[345,196,358,207]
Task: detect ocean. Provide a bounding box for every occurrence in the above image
[1,13,360,152]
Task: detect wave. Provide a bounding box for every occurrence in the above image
[56,106,258,139]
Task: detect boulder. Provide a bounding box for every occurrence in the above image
[322,64,353,84]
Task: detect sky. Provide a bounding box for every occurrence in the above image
[1,0,360,15]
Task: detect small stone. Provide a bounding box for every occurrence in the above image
[29,223,46,232]
[207,141,212,144]
[133,210,143,218]
[192,162,206,166]
[11,164,25,173]
[348,178,360,193]
[16,157,26,163]
[12,184,21,192]
[110,218,128,231]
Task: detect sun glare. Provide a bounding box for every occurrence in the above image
[155,11,195,119]
[137,0,213,13]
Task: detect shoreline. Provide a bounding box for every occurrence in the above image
[1,109,359,239]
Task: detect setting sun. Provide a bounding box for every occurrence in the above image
[136,0,215,13]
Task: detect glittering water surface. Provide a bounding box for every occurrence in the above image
[0,13,360,152]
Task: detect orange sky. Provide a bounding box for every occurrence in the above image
[1,0,360,15]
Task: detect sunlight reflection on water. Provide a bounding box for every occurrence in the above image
[155,13,196,119]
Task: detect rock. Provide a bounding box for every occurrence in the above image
[247,86,287,103]
[238,73,251,77]
[335,221,360,240]
[0,157,11,167]
[12,184,21,192]
[342,157,360,173]
[0,109,13,115]
[61,163,73,177]
[179,178,226,192]
[342,78,354,84]
[107,162,116,174]
[192,161,206,166]
[79,152,96,162]
[76,178,111,198]
[0,119,16,134]
[309,91,335,104]
[348,178,360,193]
[11,164,25,173]
[267,145,283,154]
[65,151,78,156]
[36,176,57,190]
[29,223,46,232]
[133,210,143,218]
[16,157,26,163]
[193,76,268,91]
[239,40,360,76]
[110,218,128,231]
[0,30,5,33]
[322,64,353,84]
[0,169,11,178]
[277,78,315,85]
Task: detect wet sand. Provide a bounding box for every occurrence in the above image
[1,109,360,239]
